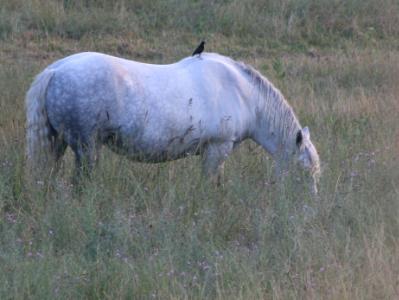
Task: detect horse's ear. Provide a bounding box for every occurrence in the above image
[296,130,303,147]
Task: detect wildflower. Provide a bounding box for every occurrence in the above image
[5,213,17,224]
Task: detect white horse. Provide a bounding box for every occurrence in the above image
[26,52,320,192]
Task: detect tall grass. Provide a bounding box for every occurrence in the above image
[0,0,398,299]
[1,0,398,44]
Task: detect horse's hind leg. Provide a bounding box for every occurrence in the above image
[71,140,98,181]
[48,125,68,174]
[52,135,67,172]
[201,141,233,186]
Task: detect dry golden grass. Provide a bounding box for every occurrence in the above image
[0,1,398,299]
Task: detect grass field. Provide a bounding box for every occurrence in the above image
[1,0,399,299]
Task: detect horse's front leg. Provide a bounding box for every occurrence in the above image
[201,141,233,186]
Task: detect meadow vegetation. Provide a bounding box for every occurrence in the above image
[0,0,398,298]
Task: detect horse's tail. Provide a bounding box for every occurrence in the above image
[25,68,55,173]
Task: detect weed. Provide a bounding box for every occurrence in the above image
[0,0,398,299]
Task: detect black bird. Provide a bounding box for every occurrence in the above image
[192,41,205,57]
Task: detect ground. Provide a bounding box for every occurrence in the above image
[0,1,398,299]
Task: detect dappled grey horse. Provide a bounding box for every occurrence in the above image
[26,52,320,192]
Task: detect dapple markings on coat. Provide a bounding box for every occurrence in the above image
[26,52,320,192]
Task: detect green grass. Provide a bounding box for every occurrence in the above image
[1,0,399,299]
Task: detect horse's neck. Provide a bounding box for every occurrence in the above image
[252,121,285,158]
[250,84,300,159]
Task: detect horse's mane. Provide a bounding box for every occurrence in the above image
[235,61,301,149]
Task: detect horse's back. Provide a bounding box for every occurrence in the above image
[46,51,245,98]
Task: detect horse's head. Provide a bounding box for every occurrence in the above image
[294,127,321,195]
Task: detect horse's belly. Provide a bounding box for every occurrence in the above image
[113,142,202,163]
[104,126,204,163]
